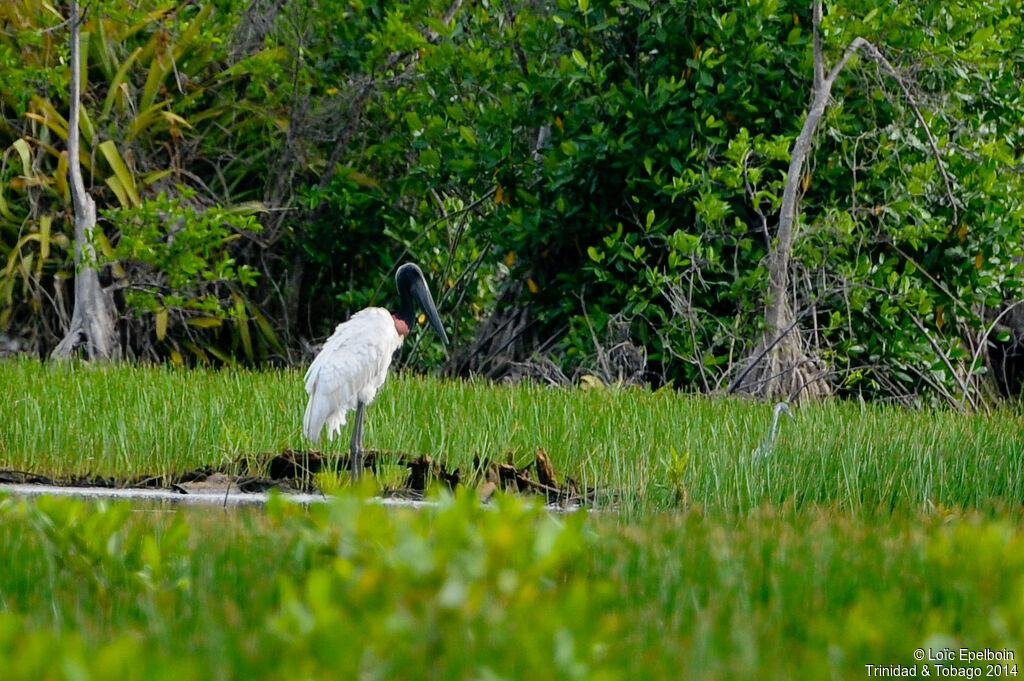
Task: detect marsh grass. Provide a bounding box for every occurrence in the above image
[1,357,1021,513]
[2,358,1022,679]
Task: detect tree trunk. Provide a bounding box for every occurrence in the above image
[731,3,959,402]
[731,1,848,400]
[51,0,118,361]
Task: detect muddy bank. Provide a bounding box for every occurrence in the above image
[0,448,611,509]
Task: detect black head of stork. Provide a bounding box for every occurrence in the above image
[394,263,449,345]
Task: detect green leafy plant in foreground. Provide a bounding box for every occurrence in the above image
[0,492,1021,680]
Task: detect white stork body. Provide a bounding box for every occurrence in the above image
[301,263,448,479]
[303,307,402,442]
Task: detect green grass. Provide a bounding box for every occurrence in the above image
[0,492,1020,680]
[1,357,1021,514]
[1,359,1022,679]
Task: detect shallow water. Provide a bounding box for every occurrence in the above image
[0,482,441,509]
[0,482,594,513]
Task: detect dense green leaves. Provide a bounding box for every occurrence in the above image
[0,0,276,361]
[2,0,1022,401]
[379,0,1024,399]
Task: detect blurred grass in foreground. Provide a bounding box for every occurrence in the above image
[1,357,1022,514]
[0,491,1020,681]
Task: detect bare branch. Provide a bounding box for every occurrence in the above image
[423,0,465,43]
[966,300,1024,403]
[855,40,960,224]
[728,314,803,394]
[741,150,770,250]
[812,0,824,91]
[441,0,464,25]
[909,314,975,410]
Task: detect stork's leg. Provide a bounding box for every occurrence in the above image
[350,400,366,479]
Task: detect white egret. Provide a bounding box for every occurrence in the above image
[303,263,448,478]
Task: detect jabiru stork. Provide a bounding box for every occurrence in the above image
[303,263,449,478]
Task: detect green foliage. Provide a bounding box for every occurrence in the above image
[2,0,1023,401]
[792,1,1024,401]
[0,492,1021,679]
[106,190,261,296]
[263,0,497,357]
[356,0,1024,398]
[0,0,274,361]
[101,189,276,363]
[380,0,816,384]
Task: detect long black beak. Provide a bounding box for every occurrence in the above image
[396,263,449,345]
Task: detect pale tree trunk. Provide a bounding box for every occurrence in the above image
[52,0,118,360]
[735,1,848,401]
[732,0,955,401]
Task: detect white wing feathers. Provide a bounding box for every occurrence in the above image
[303,308,403,442]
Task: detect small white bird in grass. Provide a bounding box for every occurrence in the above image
[752,401,793,460]
[303,263,449,479]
